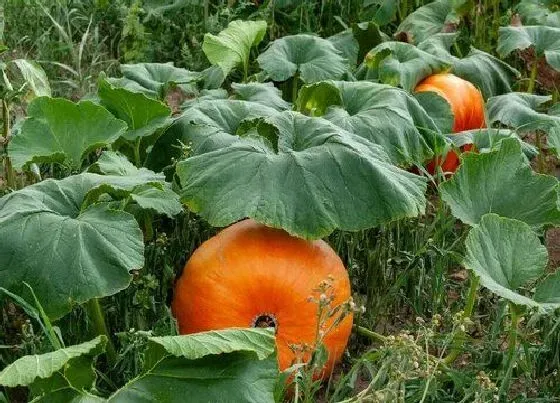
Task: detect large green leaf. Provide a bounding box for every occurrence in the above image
[297,80,445,166]
[414,91,454,134]
[0,173,152,319]
[147,328,276,361]
[395,0,460,44]
[328,22,387,68]
[146,99,279,172]
[328,30,360,68]
[89,152,182,218]
[0,336,106,388]
[258,34,347,83]
[108,329,277,403]
[498,25,560,72]
[464,214,548,308]
[446,128,538,159]
[90,151,161,178]
[517,0,560,27]
[106,76,158,98]
[296,81,343,117]
[357,41,450,92]
[98,79,172,141]
[230,82,290,111]
[417,33,519,98]
[440,138,560,227]
[486,92,560,135]
[363,0,399,26]
[202,20,267,78]
[12,59,51,97]
[120,62,201,97]
[8,97,127,170]
[534,271,560,308]
[176,110,427,239]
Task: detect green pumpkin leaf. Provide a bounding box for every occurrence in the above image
[440,138,560,227]
[417,33,519,98]
[517,0,560,27]
[486,92,560,137]
[106,76,158,98]
[231,82,290,111]
[498,25,560,72]
[8,97,127,171]
[202,20,267,78]
[129,184,182,218]
[258,34,347,83]
[351,21,386,64]
[120,62,201,97]
[364,0,399,26]
[447,128,538,159]
[147,328,276,362]
[296,81,343,117]
[357,41,450,92]
[534,271,560,308]
[0,336,106,388]
[98,79,172,141]
[30,350,107,403]
[12,59,51,97]
[32,391,105,403]
[108,329,277,403]
[298,80,445,166]
[464,214,548,308]
[146,99,279,172]
[328,30,359,68]
[414,90,454,134]
[0,174,151,319]
[89,152,182,218]
[395,0,460,44]
[90,151,161,178]
[176,110,427,239]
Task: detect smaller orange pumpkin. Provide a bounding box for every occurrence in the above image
[415,73,485,175]
[172,219,353,379]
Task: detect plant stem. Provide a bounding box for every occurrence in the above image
[2,99,15,189]
[85,298,117,366]
[527,60,538,94]
[443,274,479,365]
[492,0,500,48]
[353,324,387,343]
[498,303,521,398]
[535,131,546,173]
[203,0,209,30]
[400,0,408,23]
[134,137,142,167]
[292,71,300,104]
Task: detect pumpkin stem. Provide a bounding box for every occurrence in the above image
[252,313,278,332]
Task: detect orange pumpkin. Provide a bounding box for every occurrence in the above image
[415,73,485,174]
[172,219,353,378]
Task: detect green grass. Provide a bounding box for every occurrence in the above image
[2,0,560,402]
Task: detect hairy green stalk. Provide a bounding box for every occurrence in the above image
[443,275,479,365]
[2,99,15,189]
[527,61,538,94]
[354,324,387,343]
[498,303,522,398]
[535,131,546,173]
[134,137,142,167]
[86,298,117,366]
[292,71,300,104]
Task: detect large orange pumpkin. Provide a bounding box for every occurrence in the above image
[415,73,485,174]
[172,219,353,378]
